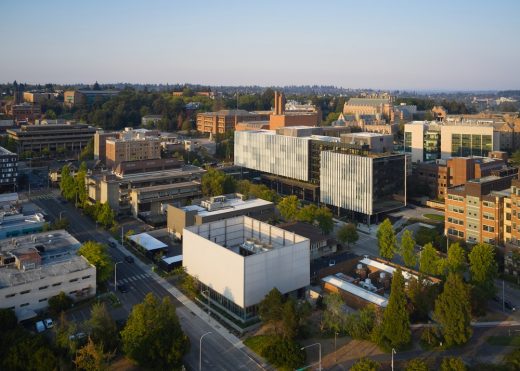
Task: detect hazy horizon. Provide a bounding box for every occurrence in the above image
[2,0,520,90]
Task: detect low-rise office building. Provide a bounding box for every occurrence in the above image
[10,103,41,123]
[87,164,205,217]
[105,135,161,168]
[167,194,274,238]
[183,216,310,322]
[7,123,96,156]
[196,109,269,135]
[23,92,55,104]
[64,90,119,107]
[278,221,335,259]
[0,230,96,321]
[0,212,46,239]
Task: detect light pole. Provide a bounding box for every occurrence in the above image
[201,289,211,321]
[334,331,339,364]
[301,343,321,371]
[114,261,123,292]
[391,348,396,371]
[199,331,212,371]
[59,211,66,220]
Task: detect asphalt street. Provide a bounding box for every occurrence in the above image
[30,190,262,371]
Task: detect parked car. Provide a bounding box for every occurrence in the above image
[69,332,87,341]
[118,283,128,293]
[35,321,45,333]
[108,241,116,248]
[44,318,54,329]
[125,256,134,264]
[329,260,336,267]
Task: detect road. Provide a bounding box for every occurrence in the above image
[30,190,263,370]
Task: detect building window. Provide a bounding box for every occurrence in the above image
[20,290,30,295]
[5,293,16,298]
[52,282,62,287]
[20,303,29,307]
[81,275,91,280]
[69,278,78,283]
[39,285,48,290]
[38,298,47,302]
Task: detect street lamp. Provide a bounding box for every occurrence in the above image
[59,211,66,220]
[391,348,396,371]
[114,261,123,292]
[301,343,321,371]
[199,331,212,371]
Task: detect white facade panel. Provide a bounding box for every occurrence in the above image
[234,131,309,181]
[320,151,373,215]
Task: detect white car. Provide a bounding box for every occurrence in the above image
[44,318,54,329]
[329,260,336,267]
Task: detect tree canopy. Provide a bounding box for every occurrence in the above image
[377,218,397,260]
[380,268,411,349]
[121,293,189,370]
[419,243,440,275]
[201,168,236,197]
[350,358,381,371]
[434,273,472,347]
[78,241,113,283]
[468,243,497,296]
[336,223,358,248]
[400,229,417,268]
[277,195,300,222]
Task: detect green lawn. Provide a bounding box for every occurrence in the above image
[423,213,445,222]
[487,335,520,346]
[244,335,275,354]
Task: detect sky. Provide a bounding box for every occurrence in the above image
[2,0,520,90]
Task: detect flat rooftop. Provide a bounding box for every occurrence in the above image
[322,274,388,307]
[0,212,45,231]
[468,175,501,183]
[183,196,272,217]
[0,230,80,257]
[185,215,308,256]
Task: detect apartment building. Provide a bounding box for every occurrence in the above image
[183,216,309,322]
[105,135,161,168]
[86,164,205,217]
[167,193,274,238]
[445,175,516,245]
[10,103,41,123]
[23,92,54,104]
[235,128,405,223]
[7,123,96,156]
[0,146,18,192]
[0,230,96,321]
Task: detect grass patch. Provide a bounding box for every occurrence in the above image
[487,335,520,346]
[244,335,274,354]
[424,213,444,222]
[244,335,305,371]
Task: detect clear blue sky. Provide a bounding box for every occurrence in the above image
[2,0,520,90]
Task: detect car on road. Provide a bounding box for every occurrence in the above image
[328,259,336,267]
[125,256,134,264]
[118,283,129,293]
[505,301,516,311]
[35,321,45,333]
[108,241,116,248]
[44,318,54,329]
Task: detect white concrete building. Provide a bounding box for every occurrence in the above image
[183,216,310,321]
[440,124,499,159]
[0,230,96,321]
[234,130,310,181]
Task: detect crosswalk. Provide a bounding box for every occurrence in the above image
[116,273,151,285]
[29,193,57,200]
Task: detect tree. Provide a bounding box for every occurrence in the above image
[434,273,472,347]
[400,230,417,268]
[78,241,113,283]
[377,218,397,260]
[322,292,346,333]
[468,243,497,297]
[258,288,284,329]
[440,357,466,371]
[75,162,88,206]
[80,138,94,161]
[510,149,520,167]
[296,204,317,223]
[315,206,334,235]
[336,223,358,249]
[281,298,299,340]
[444,242,466,275]
[88,302,118,351]
[343,306,376,340]
[121,293,189,370]
[201,168,236,197]
[54,312,78,355]
[350,358,381,371]
[0,308,17,332]
[380,268,411,349]
[48,291,73,315]
[74,337,113,371]
[419,243,440,275]
[60,165,76,201]
[97,202,115,229]
[277,195,300,222]
[405,359,429,371]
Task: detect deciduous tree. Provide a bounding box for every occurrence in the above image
[404,359,429,371]
[444,242,466,275]
[377,218,397,260]
[322,292,346,334]
[419,243,440,275]
[121,293,189,370]
[400,230,417,267]
[440,357,466,371]
[78,241,113,283]
[337,223,359,249]
[350,358,381,371]
[88,303,118,351]
[277,195,300,222]
[74,337,113,371]
[468,243,497,298]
